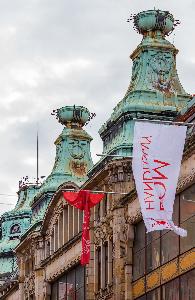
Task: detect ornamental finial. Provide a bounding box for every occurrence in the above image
[128,9,180,36]
[51,105,96,128]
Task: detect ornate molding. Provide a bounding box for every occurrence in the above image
[24,272,35,295]
[41,234,81,268]
[106,160,133,184]
[132,278,145,299]
[95,284,113,300]
[45,200,65,237]
[179,249,195,274]
[47,256,80,282]
[94,216,113,247]
[132,247,195,299]
[161,258,179,284]
[177,167,195,193]
[126,209,142,225]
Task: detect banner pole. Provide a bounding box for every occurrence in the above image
[62,189,128,195]
[96,154,133,158]
[133,118,194,127]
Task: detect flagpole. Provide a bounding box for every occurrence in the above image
[62,189,129,195]
[96,154,133,158]
[36,125,39,185]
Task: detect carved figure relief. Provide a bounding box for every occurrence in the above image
[149,52,174,93]
[151,52,173,75]
[94,217,113,247]
[68,139,87,160]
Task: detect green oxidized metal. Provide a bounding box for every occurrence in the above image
[30,105,93,223]
[57,105,90,127]
[99,9,192,157]
[0,104,93,282]
[0,185,38,283]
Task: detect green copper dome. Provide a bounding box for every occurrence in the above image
[98,9,191,157]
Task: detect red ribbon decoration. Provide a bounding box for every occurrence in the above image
[63,190,105,265]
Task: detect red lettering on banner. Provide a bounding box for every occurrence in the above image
[140,135,171,211]
[144,191,154,199]
[151,218,169,227]
[143,181,154,191]
[152,160,170,180]
[145,201,155,210]
[140,136,154,210]
[152,160,170,210]
[141,136,152,144]
[141,144,149,155]
[154,181,167,210]
[143,170,152,181]
[142,154,148,164]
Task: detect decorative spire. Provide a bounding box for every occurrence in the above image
[124,9,190,102]
[98,9,191,157]
[33,105,93,198]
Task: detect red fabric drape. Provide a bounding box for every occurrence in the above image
[63,190,105,265]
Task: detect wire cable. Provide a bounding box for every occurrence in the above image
[0,193,16,197]
[0,203,15,205]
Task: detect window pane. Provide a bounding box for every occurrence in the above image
[146,239,160,273]
[105,242,108,285]
[180,269,195,300]
[146,231,160,245]
[180,215,195,254]
[67,269,75,298]
[173,196,179,225]
[97,247,101,290]
[75,265,85,291]
[136,295,146,300]
[134,221,145,252]
[59,275,66,300]
[133,248,145,281]
[147,288,160,300]
[161,231,179,264]
[51,281,58,300]
[76,287,85,300]
[162,278,179,300]
[180,185,195,223]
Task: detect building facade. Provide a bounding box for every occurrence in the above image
[0,8,195,300]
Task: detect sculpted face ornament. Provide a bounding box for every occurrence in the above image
[150,53,173,75]
[68,139,87,160]
[150,52,174,92]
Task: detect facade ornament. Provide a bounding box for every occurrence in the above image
[96,284,113,300]
[94,216,113,247]
[177,168,195,193]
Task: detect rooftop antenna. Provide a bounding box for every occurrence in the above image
[36,124,39,185]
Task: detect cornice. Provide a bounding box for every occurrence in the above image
[41,233,81,268]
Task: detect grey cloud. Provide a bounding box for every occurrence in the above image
[0,0,194,214]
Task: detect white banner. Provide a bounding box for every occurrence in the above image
[132,121,187,237]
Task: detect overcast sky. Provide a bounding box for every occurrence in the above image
[0,0,195,215]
